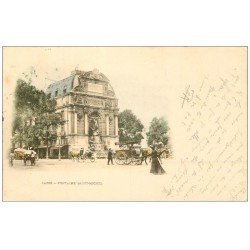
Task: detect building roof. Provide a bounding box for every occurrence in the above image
[81,71,109,83]
[45,75,74,98]
[45,69,114,99]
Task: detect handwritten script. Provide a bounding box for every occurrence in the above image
[163,70,247,201]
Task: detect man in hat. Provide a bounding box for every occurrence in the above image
[79,148,84,159]
[107,148,114,165]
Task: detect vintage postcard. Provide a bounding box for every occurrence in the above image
[2,46,247,201]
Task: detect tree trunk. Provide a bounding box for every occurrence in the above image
[46,127,49,159]
[46,142,49,159]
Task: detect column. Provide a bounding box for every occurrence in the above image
[84,113,88,135]
[66,108,69,135]
[74,112,77,134]
[114,115,118,136]
[106,115,109,136]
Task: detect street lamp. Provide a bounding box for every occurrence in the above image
[58,132,61,161]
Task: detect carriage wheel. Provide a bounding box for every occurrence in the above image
[115,153,126,165]
[90,156,95,162]
[115,156,125,165]
[130,157,136,165]
[136,158,142,165]
[124,157,132,165]
[131,157,142,165]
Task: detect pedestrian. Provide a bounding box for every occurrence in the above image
[9,151,14,167]
[79,148,84,160]
[30,151,36,166]
[107,148,113,165]
[150,146,165,175]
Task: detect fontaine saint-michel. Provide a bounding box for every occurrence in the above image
[42,69,119,158]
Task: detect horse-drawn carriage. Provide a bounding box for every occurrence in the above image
[114,142,142,165]
[13,148,37,166]
[114,141,171,165]
[69,147,96,162]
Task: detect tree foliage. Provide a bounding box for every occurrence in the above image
[118,109,144,143]
[12,79,64,148]
[15,79,57,115]
[146,117,169,146]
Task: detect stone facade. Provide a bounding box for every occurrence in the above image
[45,69,119,158]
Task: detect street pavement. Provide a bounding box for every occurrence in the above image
[4,157,241,201]
[4,158,172,201]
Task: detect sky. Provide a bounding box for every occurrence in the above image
[3,47,247,149]
[3,47,174,129]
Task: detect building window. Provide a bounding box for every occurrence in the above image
[63,89,66,94]
[55,90,58,97]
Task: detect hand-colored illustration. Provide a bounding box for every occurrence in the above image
[2,47,247,201]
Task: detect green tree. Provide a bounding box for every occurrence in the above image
[14,79,57,116]
[35,112,64,158]
[146,117,169,146]
[12,78,65,158]
[118,109,144,143]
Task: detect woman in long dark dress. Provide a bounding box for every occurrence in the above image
[150,147,165,174]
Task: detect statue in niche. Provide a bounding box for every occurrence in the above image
[89,117,101,145]
[77,110,83,121]
[89,117,99,136]
[73,94,78,103]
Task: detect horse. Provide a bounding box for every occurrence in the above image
[140,148,152,164]
[140,147,170,165]
[23,150,36,166]
[69,150,80,161]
